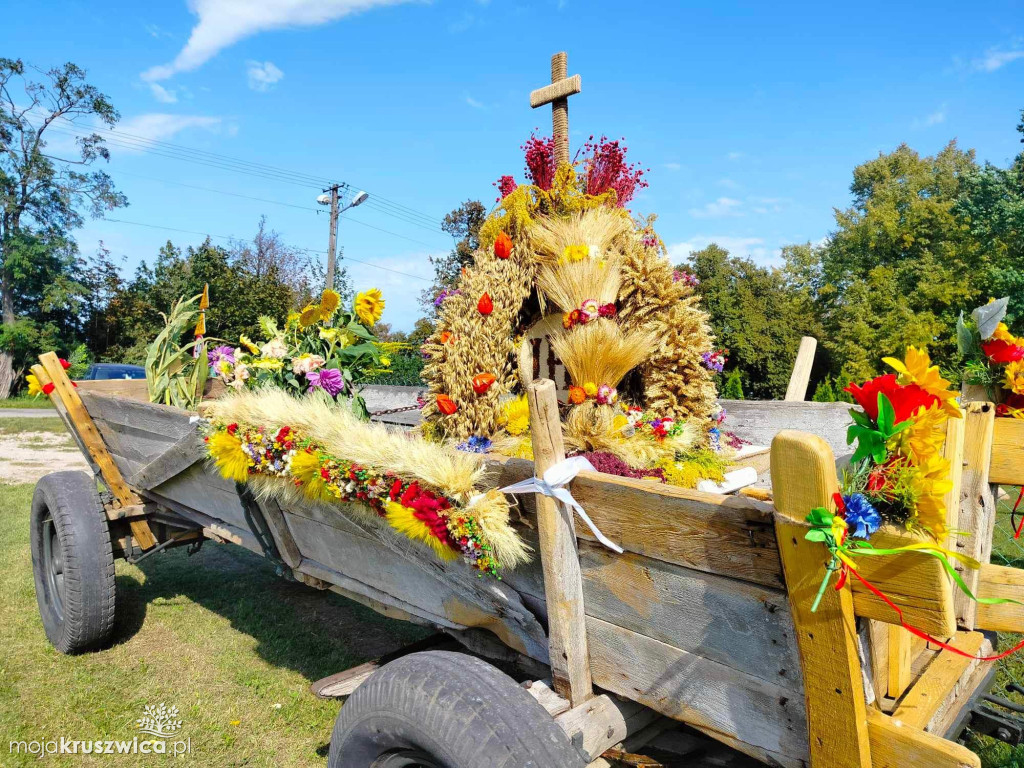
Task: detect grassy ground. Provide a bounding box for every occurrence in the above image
[0,482,427,767]
[0,394,52,409]
[0,417,71,437]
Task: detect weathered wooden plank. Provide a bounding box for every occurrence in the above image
[943,416,966,552]
[284,510,550,663]
[554,694,657,764]
[310,634,454,699]
[128,426,205,490]
[587,616,809,767]
[990,417,1024,486]
[38,353,157,550]
[721,399,852,458]
[772,430,871,768]
[888,626,914,699]
[867,708,980,768]
[256,496,303,569]
[892,631,987,732]
[570,471,784,588]
[784,336,817,402]
[527,378,593,706]
[579,541,802,691]
[79,391,195,440]
[75,377,226,402]
[955,402,997,629]
[522,679,571,717]
[976,563,1024,631]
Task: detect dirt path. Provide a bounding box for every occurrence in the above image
[0,431,88,484]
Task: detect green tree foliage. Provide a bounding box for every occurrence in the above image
[811,377,837,402]
[0,59,126,395]
[721,368,744,399]
[420,200,486,312]
[682,244,823,399]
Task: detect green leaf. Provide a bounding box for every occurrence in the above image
[805,529,828,542]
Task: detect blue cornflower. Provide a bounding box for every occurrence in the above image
[843,494,882,539]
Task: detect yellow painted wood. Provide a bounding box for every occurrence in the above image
[38,352,157,550]
[892,631,986,731]
[943,415,966,552]
[867,708,979,768]
[976,563,1024,632]
[526,378,593,706]
[955,402,997,629]
[771,430,871,768]
[887,626,914,698]
[990,417,1024,486]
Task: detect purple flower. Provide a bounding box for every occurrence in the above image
[208,345,235,366]
[433,288,460,308]
[702,350,725,373]
[306,368,346,397]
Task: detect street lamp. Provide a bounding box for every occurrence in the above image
[319,187,369,291]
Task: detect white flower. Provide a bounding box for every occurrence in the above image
[260,337,288,359]
[292,353,326,375]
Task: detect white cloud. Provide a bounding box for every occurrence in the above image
[688,197,743,219]
[148,82,178,103]
[912,106,947,128]
[663,162,681,171]
[246,60,284,91]
[749,196,786,215]
[114,114,227,149]
[464,94,485,109]
[717,177,739,189]
[972,46,1024,72]
[726,151,744,161]
[668,236,774,263]
[142,0,414,81]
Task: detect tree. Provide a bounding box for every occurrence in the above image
[811,378,837,402]
[0,59,126,395]
[420,200,486,312]
[721,368,744,399]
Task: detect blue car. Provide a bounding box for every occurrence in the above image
[82,363,146,380]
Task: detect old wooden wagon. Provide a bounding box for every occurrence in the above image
[26,350,1024,768]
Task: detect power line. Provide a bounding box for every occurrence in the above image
[102,217,433,282]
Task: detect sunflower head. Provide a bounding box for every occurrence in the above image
[319,289,341,320]
[355,288,385,327]
[1005,360,1024,396]
[882,346,961,419]
[299,304,320,328]
[25,374,42,398]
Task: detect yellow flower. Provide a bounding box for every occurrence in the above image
[888,403,947,464]
[1005,360,1024,396]
[208,431,250,483]
[319,289,341,319]
[286,312,300,330]
[250,359,284,371]
[25,374,42,397]
[883,346,961,419]
[290,450,334,502]
[500,395,530,436]
[561,244,590,263]
[354,288,385,326]
[906,454,953,540]
[583,382,598,397]
[380,356,391,367]
[299,304,320,328]
[238,334,259,355]
[992,322,1016,343]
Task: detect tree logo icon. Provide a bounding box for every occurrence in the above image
[136,703,183,738]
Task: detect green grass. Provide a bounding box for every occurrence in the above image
[0,417,71,437]
[0,483,427,767]
[0,394,53,409]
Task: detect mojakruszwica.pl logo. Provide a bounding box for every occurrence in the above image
[9,703,193,757]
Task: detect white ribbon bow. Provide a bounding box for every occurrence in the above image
[499,456,623,554]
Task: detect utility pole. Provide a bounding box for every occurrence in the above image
[325,183,341,291]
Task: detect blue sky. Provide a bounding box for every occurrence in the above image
[2,0,1023,331]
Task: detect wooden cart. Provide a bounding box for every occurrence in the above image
[26,351,1024,768]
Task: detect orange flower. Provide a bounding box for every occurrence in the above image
[439,331,452,344]
[472,373,496,394]
[478,293,493,315]
[568,386,586,404]
[436,394,458,415]
[493,232,513,259]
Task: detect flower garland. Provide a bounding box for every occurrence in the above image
[205,420,505,576]
[959,297,1024,417]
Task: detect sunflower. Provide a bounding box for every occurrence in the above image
[1005,360,1024,396]
[887,403,947,464]
[882,346,961,419]
[208,430,250,483]
[25,373,42,397]
[299,304,320,328]
[500,395,530,436]
[906,453,953,540]
[354,289,385,326]
[319,289,341,320]
[238,334,260,355]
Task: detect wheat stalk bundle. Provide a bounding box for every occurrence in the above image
[549,319,654,392]
[530,207,632,266]
[535,256,622,313]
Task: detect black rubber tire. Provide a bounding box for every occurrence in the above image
[328,651,586,768]
[30,471,117,654]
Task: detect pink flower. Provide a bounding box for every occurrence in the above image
[292,354,325,375]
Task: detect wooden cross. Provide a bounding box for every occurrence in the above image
[530,51,582,168]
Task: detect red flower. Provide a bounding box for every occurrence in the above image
[275,426,292,443]
[477,293,493,315]
[598,303,617,318]
[59,358,71,370]
[472,372,496,394]
[436,394,458,415]
[844,374,937,424]
[42,382,55,395]
[983,338,1024,363]
[226,423,238,435]
[493,232,513,260]
[389,478,404,501]
[400,481,421,508]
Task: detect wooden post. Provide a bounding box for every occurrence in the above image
[955,402,997,629]
[771,430,871,768]
[784,336,817,402]
[36,352,157,550]
[527,378,593,706]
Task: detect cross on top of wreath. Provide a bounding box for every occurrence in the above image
[530,51,582,168]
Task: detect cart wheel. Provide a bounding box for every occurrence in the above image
[30,471,117,654]
[328,651,585,768]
